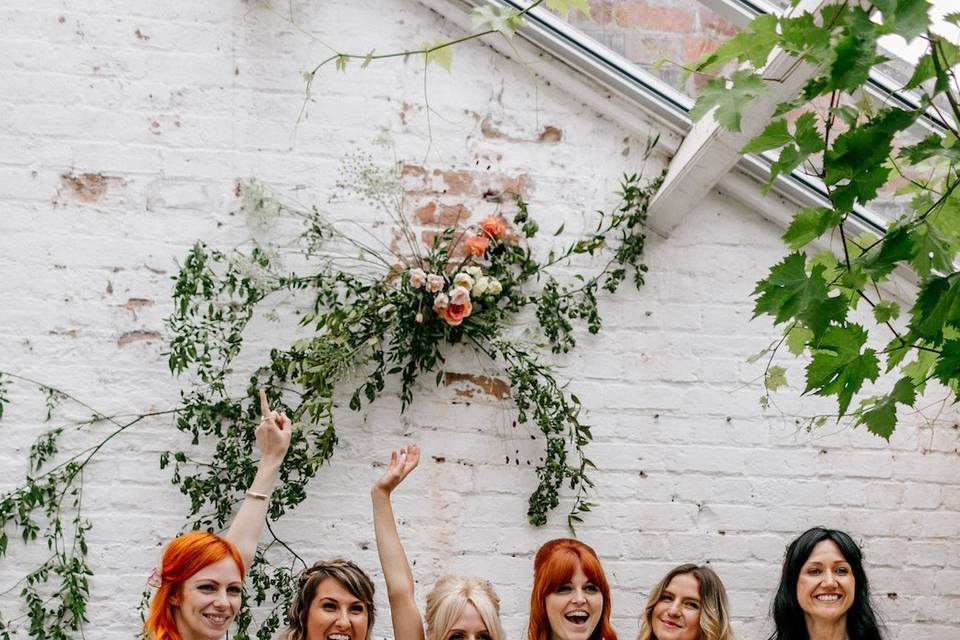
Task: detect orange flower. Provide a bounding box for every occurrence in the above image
[479,216,506,239]
[440,297,472,326]
[465,235,489,257]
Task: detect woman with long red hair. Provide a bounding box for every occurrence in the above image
[143,389,291,640]
[528,539,618,640]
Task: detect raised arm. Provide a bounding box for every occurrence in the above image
[225,388,292,572]
[372,445,425,640]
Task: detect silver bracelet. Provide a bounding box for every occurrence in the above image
[245,490,270,500]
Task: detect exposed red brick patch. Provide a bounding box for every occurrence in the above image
[121,298,154,320]
[59,172,125,203]
[415,202,437,224]
[538,126,563,143]
[614,2,695,33]
[438,204,469,225]
[443,372,511,400]
[401,164,426,178]
[117,330,161,347]
[442,170,479,197]
[682,36,723,64]
[415,202,470,226]
[480,115,512,140]
[698,8,739,37]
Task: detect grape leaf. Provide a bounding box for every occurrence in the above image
[873,300,901,324]
[909,273,960,343]
[933,340,960,392]
[691,70,767,132]
[471,5,523,37]
[804,324,880,416]
[696,13,779,74]
[909,221,956,277]
[787,325,814,355]
[857,225,913,280]
[874,0,931,41]
[765,366,788,391]
[422,38,453,71]
[782,207,843,250]
[823,8,879,94]
[753,252,848,340]
[546,0,591,18]
[742,119,791,154]
[824,108,917,211]
[856,377,917,439]
[779,12,832,62]
[900,134,960,163]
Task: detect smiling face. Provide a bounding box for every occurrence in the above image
[650,573,701,640]
[171,556,243,640]
[544,562,604,640]
[306,577,370,640]
[796,540,855,627]
[445,602,491,640]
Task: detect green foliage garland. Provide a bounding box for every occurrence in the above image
[692,3,960,437]
[0,156,662,639]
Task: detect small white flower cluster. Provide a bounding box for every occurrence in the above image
[408,266,503,326]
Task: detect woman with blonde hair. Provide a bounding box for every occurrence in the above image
[637,564,734,640]
[373,444,506,640]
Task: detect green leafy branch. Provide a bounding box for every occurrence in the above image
[692,3,960,439]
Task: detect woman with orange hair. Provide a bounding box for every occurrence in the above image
[143,389,291,640]
[528,539,618,640]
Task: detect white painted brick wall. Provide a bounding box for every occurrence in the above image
[1,1,958,640]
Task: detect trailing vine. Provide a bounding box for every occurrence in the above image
[0,153,662,639]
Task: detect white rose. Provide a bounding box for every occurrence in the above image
[472,276,490,297]
[465,265,482,279]
[453,272,474,290]
[433,292,450,310]
[408,268,426,289]
[487,279,502,295]
[449,285,471,306]
[425,274,445,293]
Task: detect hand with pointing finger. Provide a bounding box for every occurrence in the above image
[256,388,292,468]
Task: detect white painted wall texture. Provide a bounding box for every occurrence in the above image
[1,1,958,639]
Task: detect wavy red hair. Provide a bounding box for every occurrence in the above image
[528,539,617,640]
[144,531,245,640]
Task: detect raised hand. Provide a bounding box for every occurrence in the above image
[256,388,292,466]
[374,444,420,496]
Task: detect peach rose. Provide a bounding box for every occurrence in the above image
[479,216,506,239]
[440,297,472,326]
[465,235,489,257]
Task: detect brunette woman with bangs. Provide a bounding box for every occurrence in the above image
[143,390,291,640]
[528,539,617,640]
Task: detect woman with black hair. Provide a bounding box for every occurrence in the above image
[769,527,883,640]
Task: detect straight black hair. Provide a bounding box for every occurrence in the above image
[768,527,883,640]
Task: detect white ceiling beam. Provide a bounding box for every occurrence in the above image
[646,0,828,237]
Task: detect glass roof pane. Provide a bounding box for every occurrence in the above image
[543,0,742,98]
